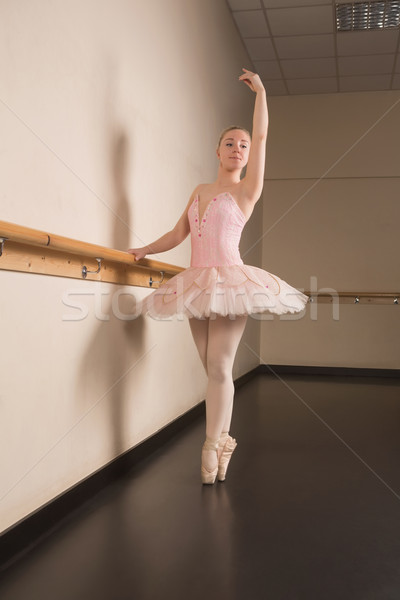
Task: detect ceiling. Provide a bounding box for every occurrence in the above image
[226,0,400,95]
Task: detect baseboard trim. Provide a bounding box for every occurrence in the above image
[2,363,398,571]
[256,364,400,378]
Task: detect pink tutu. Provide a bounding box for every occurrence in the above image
[140,192,308,320]
[141,264,308,319]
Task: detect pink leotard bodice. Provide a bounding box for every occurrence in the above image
[188,192,246,267]
[142,191,309,318]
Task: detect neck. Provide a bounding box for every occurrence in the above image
[215,165,241,188]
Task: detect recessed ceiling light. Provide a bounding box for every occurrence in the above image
[336,0,400,31]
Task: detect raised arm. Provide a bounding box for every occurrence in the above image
[127,187,199,261]
[239,68,269,205]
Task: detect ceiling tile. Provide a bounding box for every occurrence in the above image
[340,74,391,91]
[244,37,275,60]
[338,54,395,76]
[225,0,400,95]
[281,57,336,78]
[264,0,330,6]
[262,78,287,95]
[266,5,333,36]
[287,77,338,94]
[253,59,282,78]
[275,34,334,59]
[337,30,400,56]
[233,10,269,37]
[227,0,261,9]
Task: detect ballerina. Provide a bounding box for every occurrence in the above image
[128,68,308,484]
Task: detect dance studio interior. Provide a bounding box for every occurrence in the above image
[1,0,399,598]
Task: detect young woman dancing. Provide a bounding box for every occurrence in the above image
[128,68,308,485]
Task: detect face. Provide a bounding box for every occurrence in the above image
[217,130,251,171]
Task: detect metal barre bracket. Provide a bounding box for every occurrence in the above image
[0,237,8,257]
[149,271,165,287]
[82,258,102,279]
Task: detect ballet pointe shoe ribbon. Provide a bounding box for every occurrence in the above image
[201,437,219,485]
[217,434,237,482]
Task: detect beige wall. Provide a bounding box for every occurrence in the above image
[0,0,261,533]
[259,91,400,369]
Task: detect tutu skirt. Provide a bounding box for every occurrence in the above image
[140,264,309,319]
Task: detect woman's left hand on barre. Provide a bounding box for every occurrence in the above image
[127,246,148,261]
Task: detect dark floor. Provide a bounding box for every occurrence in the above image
[1,373,400,600]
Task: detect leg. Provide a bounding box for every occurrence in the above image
[200,315,247,482]
[189,314,247,483]
[205,315,247,440]
[189,317,209,374]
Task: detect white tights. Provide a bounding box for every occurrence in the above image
[189,315,248,442]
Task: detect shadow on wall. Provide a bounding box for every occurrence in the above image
[75,125,146,461]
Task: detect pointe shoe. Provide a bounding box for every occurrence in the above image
[217,435,237,482]
[201,463,218,485]
[201,438,219,485]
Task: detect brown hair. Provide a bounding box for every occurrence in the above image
[217,126,251,150]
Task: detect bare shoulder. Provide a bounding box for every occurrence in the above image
[192,183,204,196]
[194,182,214,196]
[231,182,259,221]
[235,180,262,203]
[186,184,203,207]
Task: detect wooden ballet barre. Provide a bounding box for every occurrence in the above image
[0,221,398,303]
[0,219,183,288]
[307,291,399,305]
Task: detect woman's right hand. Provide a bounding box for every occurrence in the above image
[127,246,148,261]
